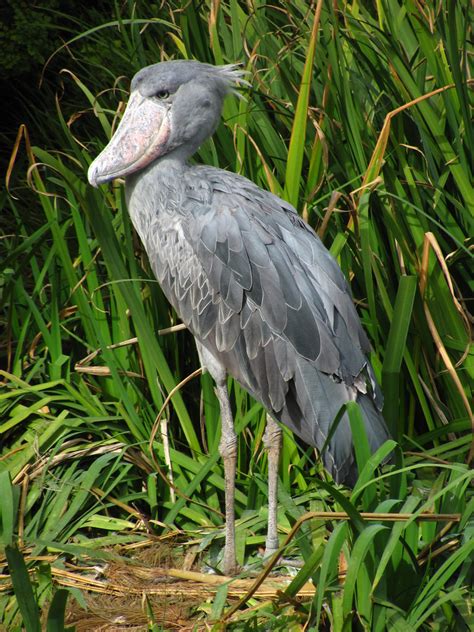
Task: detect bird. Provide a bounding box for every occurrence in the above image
[88,60,390,575]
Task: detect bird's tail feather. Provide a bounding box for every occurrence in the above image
[336,392,391,487]
[282,359,391,486]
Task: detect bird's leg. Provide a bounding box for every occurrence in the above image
[215,379,238,575]
[263,414,281,557]
[195,342,238,574]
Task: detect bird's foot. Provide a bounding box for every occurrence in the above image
[263,536,280,560]
[222,543,239,576]
[263,546,279,559]
[261,542,303,572]
[223,558,240,576]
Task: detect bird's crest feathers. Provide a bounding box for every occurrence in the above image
[216,64,251,99]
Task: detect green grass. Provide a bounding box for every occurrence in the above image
[1,0,473,629]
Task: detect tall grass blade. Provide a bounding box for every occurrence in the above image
[5,545,41,632]
[382,275,417,439]
[314,521,349,629]
[0,472,17,546]
[341,524,388,622]
[284,0,322,208]
[46,589,69,632]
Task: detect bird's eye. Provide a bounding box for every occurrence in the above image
[155,90,170,99]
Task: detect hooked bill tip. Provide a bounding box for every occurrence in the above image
[87,154,121,187]
[87,163,99,188]
[87,161,107,188]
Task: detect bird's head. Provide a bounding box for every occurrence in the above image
[88,60,248,187]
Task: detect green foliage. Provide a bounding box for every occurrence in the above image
[5,544,42,632]
[0,0,59,77]
[0,1,116,79]
[3,543,73,631]
[1,473,73,631]
[1,0,472,629]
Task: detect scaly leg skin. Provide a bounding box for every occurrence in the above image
[195,342,238,575]
[215,380,238,575]
[263,414,282,557]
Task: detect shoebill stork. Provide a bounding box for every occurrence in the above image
[88,60,390,575]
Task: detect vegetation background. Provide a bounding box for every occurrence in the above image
[0,0,472,630]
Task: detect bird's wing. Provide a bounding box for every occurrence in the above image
[180,166,374,384]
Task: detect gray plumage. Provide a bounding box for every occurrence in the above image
[88,60,390,571]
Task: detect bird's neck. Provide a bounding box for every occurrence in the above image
[127,153,187,193]
[125,154,189,244]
